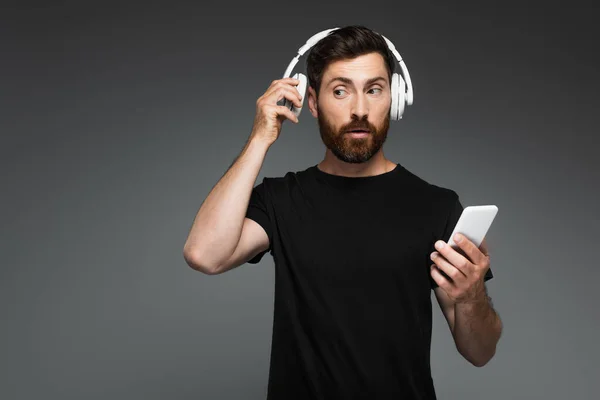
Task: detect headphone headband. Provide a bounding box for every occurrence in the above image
[282,27,413,106]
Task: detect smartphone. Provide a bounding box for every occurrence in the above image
[447,205,498,249]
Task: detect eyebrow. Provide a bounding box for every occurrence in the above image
[326,76,387,87]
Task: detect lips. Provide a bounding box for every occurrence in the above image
[346,129,370,133]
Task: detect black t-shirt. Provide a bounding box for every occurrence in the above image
[245,162,493,399]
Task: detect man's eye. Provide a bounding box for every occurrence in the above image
[334,88,381,96]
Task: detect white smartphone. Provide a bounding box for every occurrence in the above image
[446,205,498,249]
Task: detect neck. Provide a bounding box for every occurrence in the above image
[318,150,395,178]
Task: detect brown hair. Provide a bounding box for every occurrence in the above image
[306,25,396,97]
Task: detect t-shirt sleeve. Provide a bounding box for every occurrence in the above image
[245,180,273,264]
[430,192,494,289]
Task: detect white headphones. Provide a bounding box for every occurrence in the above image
[281,27,414,120]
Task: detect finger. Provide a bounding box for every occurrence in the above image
[430,263,455,290]
[479,237,490,257]
[271,87,303,108]
[453,233,487,265]
[434,239,474,276]
[265,81,303,102]
[431,249,467,282]
[276,77,301,83]
[275,105,299,123]
[266,79,301,96]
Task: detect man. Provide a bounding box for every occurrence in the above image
[184,25,502,399]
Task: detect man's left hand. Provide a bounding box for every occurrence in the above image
[430,233,490,303]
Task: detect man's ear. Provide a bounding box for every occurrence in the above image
[307,86,318,118]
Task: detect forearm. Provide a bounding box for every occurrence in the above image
[453,291,503,367]
[183,137,271,272]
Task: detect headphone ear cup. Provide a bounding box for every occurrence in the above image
[284,73,307,118]
[396,73,406,119]
[390,73,399,120]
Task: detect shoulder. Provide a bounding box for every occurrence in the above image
[429,182,460,204]
[400,164,459,203]
[257,166,309,195]
[262,164,314,184]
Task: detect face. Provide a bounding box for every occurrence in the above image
[308,52,391,164]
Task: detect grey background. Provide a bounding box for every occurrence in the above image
[2,2,598,399]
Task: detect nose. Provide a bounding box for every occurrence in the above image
[351,92,369,119]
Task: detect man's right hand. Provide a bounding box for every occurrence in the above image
[250,77,303,146]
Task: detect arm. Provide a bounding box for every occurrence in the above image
[182,77,302,274]
[434,284,503,367]
[431,236,503,367]
[183,138,271,274]
[453,286,502,367]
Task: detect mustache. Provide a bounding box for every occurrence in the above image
[343,121,374,132]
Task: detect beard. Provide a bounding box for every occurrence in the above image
[317,110,390,164]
